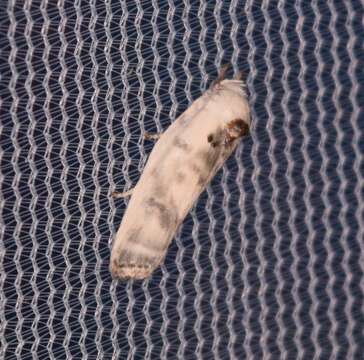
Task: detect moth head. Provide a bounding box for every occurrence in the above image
[217,79,251,128]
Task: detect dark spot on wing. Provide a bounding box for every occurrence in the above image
[174,137,190,151]
[189,163,208,186]
[207,133,220,148]
[127,227,142,244]
[197,146,221,171]
[125,225,170,252]
[197,174,208,186]
[146,197,177,230]
[188,146,222,187]
[175,171,185,183]
[206,119,250,148]
[153,183,166,200]
[190,163,200,174]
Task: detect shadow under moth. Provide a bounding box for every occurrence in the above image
[110,71,250,280]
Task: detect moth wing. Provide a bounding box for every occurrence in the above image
[109,244,165,280]
[110,206,175,280]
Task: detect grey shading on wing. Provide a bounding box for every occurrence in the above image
[110,79,250,280]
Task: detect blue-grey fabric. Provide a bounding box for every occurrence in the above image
[1,1,363,358]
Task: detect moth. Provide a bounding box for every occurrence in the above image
[110,71,250,280]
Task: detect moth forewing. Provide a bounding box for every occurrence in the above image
[110,78,250,280]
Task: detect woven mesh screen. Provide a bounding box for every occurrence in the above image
[1,0,364,358]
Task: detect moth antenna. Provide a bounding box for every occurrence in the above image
[234,70,244,81]
[210,64,230,89]
[217,64,229,81]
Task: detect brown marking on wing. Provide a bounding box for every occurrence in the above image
[124,227,166,252]
[146,197,177,230]
[174,137,190,151]
[111,250,161,280]
[175,171,186,183]
[207,133,221,148]
[196,173,209,186]
[126,227,142,244]
[197,143,222,170]
[190,163,200,174]
[188,144,224,187]
[207,126,229,148]
[189,163,208,187]
[152,182,167,200]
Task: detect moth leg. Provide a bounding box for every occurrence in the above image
[144,132,162,141]
[112,188,134,198]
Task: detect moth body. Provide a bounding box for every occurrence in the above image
[110,78,250,280]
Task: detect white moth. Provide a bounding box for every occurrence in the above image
[110,74,250,280]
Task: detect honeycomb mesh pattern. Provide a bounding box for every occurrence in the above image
[1,1,364,358]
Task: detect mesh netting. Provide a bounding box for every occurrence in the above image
[1,0,364,358]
